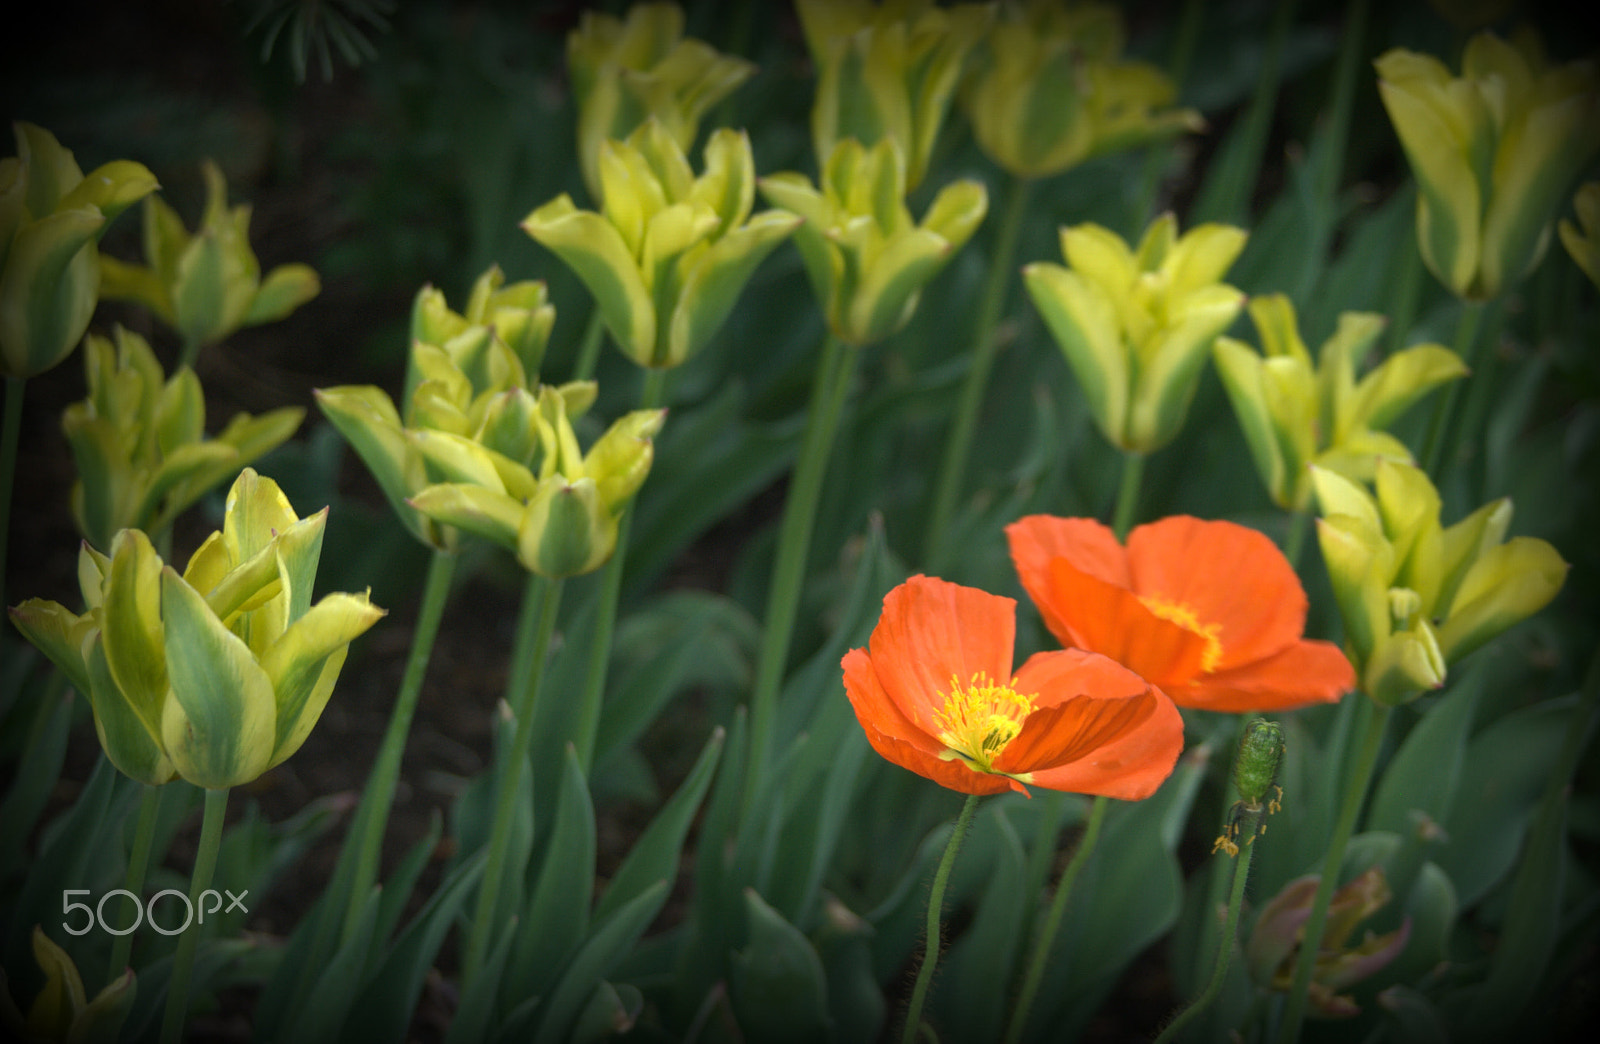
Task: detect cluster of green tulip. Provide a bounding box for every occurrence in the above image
[1,1,1594,1042]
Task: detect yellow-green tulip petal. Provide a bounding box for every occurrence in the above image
[100,530,170,743]
[586,408,667,506]
[522,196,656,359]
[7,600,94,696]
[1316,513,1395,665]
[518,476,616,578]
[667,210,802,367]
[1436,537,1568,661]
[1351,343,1469,433]
[1364,622,1447,706]
[1024,262,1127,443]
[85,637,175,787]
[262,591,385,769]
[409,482,525,550]
[0,205,102,377]
[159,567,276,790]
[243,262,321,326]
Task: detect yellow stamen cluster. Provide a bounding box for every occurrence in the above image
[1138,593,1224,672]
[933,672,1036,772]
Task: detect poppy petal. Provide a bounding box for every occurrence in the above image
[858,725,1014,795]
[1025,687,1186,800]
[841,647,944,756]
[1039,556,1211,686]
[998,650,1159,774]
[1126,516,1307,671]
[1007,515,1132,590]
[1176,638,1356,713]
[868,574,1015,733]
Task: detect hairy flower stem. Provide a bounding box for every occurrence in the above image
[573,366,670,772]
[462,573,564,988]
[1004,794,1110,1044]
[743,333,856,818]
[901,794,982,1044]
[341,548,457,941]
[1154,807,1263,1044]
[1113,452,1146,540]
[0,376,24,611]
[925,174,1032,568]
[1421,300,1485,477]
[1277,701,1390,1043]
[159,786,229,1044]
[107,784,165,983]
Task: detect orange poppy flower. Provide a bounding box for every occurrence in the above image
[842,575,1184,797]
[1006,515,1355,713]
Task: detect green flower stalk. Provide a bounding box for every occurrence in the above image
[407,384,664,578]
[1559,181,1600,288]
[98,159,320,366]
[316,268,560,551]
[1024,212,1246,454]
[0,122,158,379]
[1213,293,1467,512]
[568,1,756,203]
[1375,28,1600,301]
[63,324,305,550]
[0,926,136,1044]
[963,0,1203,180]
[1249,867,1412,1018]
[9,468,384,788]
[1313,458,1567,706]
[759,136,988,347]
[522,120,801,369]
[797,0,992,191]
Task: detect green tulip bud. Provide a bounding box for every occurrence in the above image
[759,136,987,346]
[98,160,319,354]
[1559,181,1600,289]
[798,0,992,191]
[1376,29,1600,301]
[1312,459,1566,705]
[524,120,800,368]
[408,388,666,578]
[406,265,553,403]
[567,2,756,204]
[1215,294,1466,510]
[1024,213,1246,453]
[0,122,158,378]
[962,0,1202,179]
[61,325,304,550]
[9,469,384,789]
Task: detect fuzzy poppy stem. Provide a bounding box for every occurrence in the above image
[572,366,670,771]
[901,794,982,1044]
[1153,807,1263,1044]
[1004,794,1110,1044]
[107,784,165,983]
[159,786,229,1044]
[1277,700,1390,1043]
[745,332,856,817]
[925,173,1032,568]
[462,572,564,988]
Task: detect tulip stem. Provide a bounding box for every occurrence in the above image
[571,307,606,382]
[573,366,670,772]
[1282,510,1309,571]
[159,786,229,1044]
[341,547,456,942]
[1194,0,1298,225]
[1421,300,1485,478]
[107,784,166,984]
[743,332,856,818]
[178,335,204,373]
[1112,452,1146,540]
[462,572,564,988]
[1277,700,1390,1044]
[1153,807,1263,1044]
[0,376,23,611]
[1130,0,1204,231]
[1004,794,1110,1044]
[925,173,1032,568]
[901,793,982,1044]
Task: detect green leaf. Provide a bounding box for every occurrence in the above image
[592,727,723,923]
[935,804,1028,1043]
[284,884,383,1044]
[532,880,670,1044]
[1369,666,1485,835]
[0,687,73,879]
[730,889,833,1044]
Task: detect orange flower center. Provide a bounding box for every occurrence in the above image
[1138,593,1224,672]
[932,672,1036,772]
